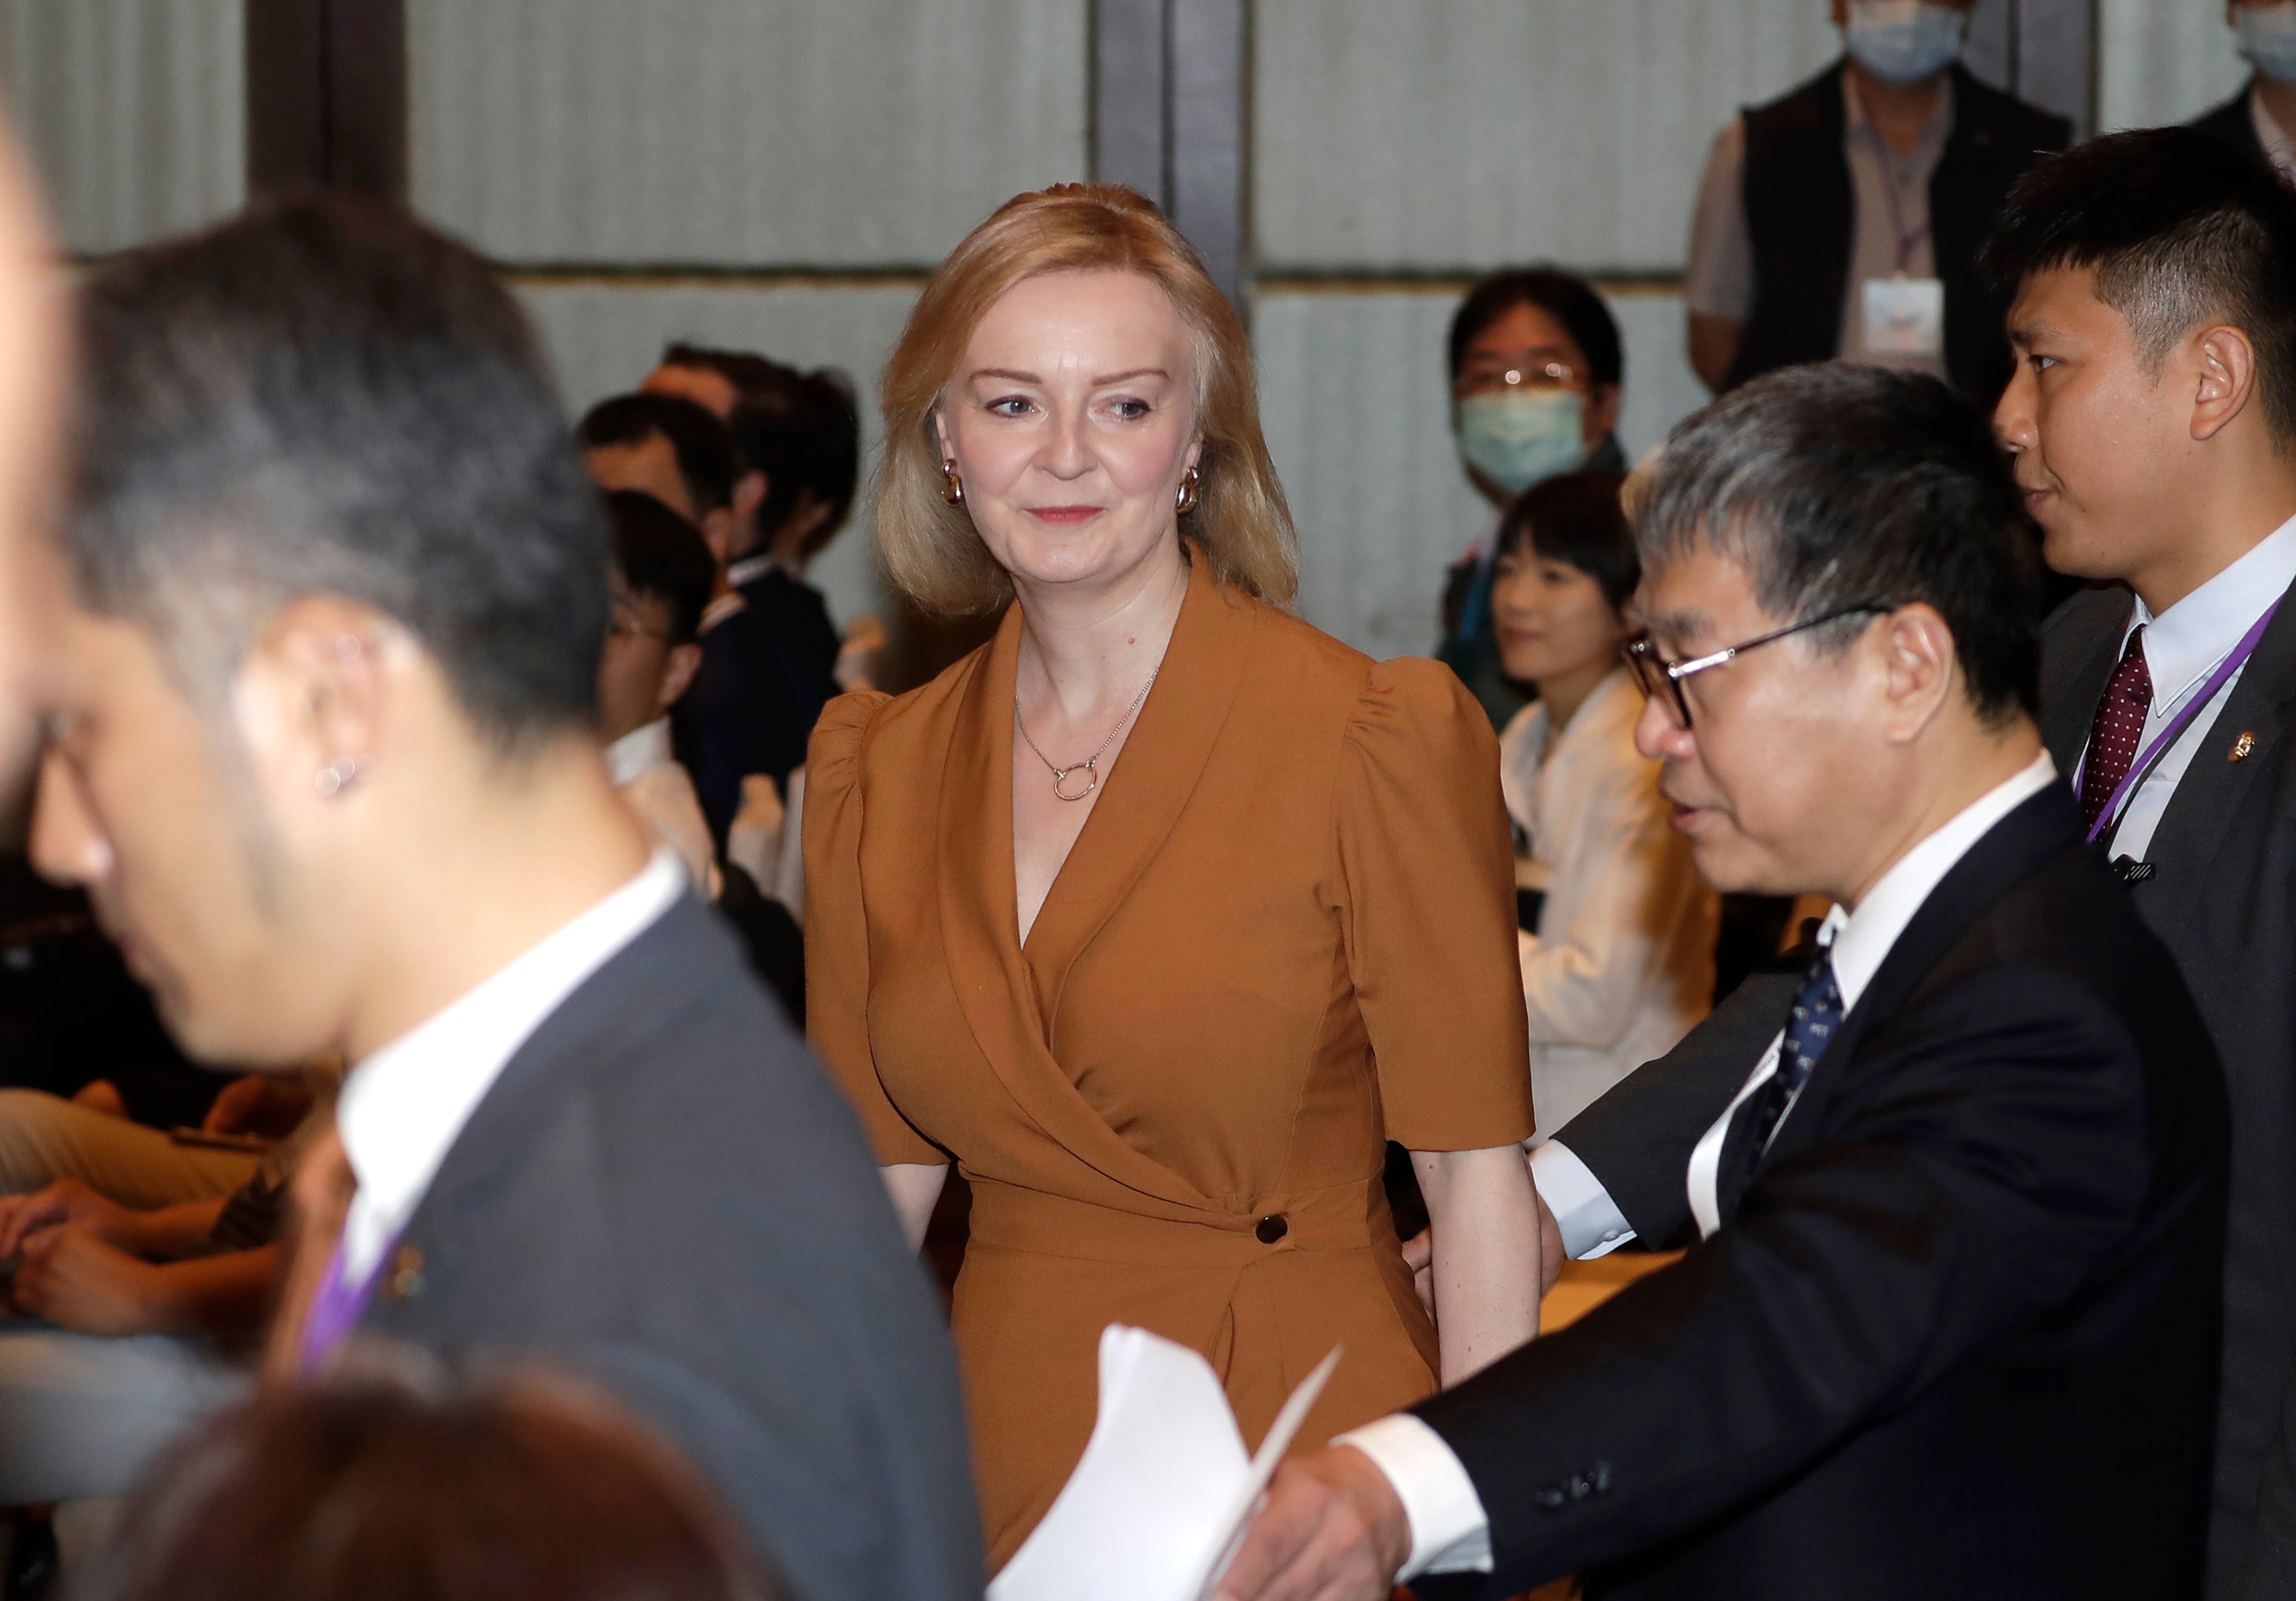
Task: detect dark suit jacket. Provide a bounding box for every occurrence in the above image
[1417,786,2226,1600]
[673,603,833,846]
[2193,82,2274,174]
[354,895,983,1601]
[737,566,843,694]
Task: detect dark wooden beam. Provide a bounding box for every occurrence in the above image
[245,0,406,200]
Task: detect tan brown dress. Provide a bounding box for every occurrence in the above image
[804,555,1535,1567]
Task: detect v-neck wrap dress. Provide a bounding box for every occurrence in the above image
[804,555,1535,1565]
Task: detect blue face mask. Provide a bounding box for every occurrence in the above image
[1456,390,1588,496]
[1843,1,1966,85]
[2238,3,2296,85]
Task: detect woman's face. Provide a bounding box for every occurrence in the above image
[1491,544,1628,687]
[937,268,1202,598]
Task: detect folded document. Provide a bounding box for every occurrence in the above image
[989,1325,1340,1601]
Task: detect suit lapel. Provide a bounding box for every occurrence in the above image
[2125,575,2296,939]
[1725,786,2083,1214]
[2041,588,2135,772]
[933,576,1219,1211]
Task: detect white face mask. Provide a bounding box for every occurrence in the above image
[1843,0,1967,86]
[2237,2,2296,85]
[1456,390,1589,496]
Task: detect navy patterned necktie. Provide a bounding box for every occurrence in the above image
[1738,948,1845,1175]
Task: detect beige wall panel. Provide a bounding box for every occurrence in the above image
[2098,1,2248,133]
[516,277,922,637]
[411,0,1087,268]
[1255,0,1839,273]
[0,0,244,255]
[1253,287,1706,662]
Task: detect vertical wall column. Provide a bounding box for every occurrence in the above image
[1964,0,2098,138]
[246,0,406,198]
[1090,0,1252,313]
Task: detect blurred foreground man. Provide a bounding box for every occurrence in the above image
[27,195,982,1601]
[1218,366,2225,1601]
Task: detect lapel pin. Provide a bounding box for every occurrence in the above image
[383,1244,424,1303]
[2231,731,2258,763]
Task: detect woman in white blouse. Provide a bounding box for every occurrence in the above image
[1490,471,1718,1141]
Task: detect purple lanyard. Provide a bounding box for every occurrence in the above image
[2083,596,2283,845]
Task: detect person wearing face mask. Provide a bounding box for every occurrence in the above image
[1685,0,2069,401]
[2194,2,2296,182]
[1437,268,1626,733]
[1488,473,1717,1143]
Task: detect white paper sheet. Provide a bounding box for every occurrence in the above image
[988,1325,1341,1601]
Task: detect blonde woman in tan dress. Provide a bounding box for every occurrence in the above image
[804,185,1543,1567]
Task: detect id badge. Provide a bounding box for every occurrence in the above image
[1863,276,1945,357]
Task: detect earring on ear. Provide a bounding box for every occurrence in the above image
[939,458,966,507]
[1175,463,1201,516]
[313,756,361,797]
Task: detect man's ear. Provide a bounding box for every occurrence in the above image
[734,469,766,525]
[657,641,703,712]
[2190,323,2260,444]
[231,596,404,816]
[1874,603,1958,744]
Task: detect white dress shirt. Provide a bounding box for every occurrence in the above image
[605,718,718,899]
[2082,512,2296,861]
[1344,751,2060,1581]
[1500,671,1718,1142]
[333,850,684,1283]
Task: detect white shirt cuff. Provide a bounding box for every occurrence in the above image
[1531,1139,1637,1259]
[1332,1413,1494,1580]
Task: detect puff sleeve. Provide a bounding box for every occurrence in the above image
[802,690,946,1166]
[1336,658,1537,1150]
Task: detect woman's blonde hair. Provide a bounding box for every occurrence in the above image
[876,184,1298,615]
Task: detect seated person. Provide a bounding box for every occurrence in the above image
[86,1362,781,1601]
[578,393,827,839]
[0,1107,321,1504]
[0,1071,310,1208]
[1489,472,1716,1141]
[599,489,716,897]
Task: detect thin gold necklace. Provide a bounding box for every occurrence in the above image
[1015,667,1159,802]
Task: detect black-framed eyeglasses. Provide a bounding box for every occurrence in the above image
[1622,604,1892,730]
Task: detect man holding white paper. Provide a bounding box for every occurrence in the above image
[1217,365,2226,1601]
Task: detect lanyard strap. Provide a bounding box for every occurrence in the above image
[2086,595,2282,845]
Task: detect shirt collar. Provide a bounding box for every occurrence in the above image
[700,591,747,634]
[603,717,673,789]
[1820,751,2058,1013]
[334,849,685,1280]
[1841,64,1955,162]
[726,553,778,589]
[2126,510,2296,706]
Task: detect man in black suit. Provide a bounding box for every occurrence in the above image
[1219,364,2226,1601]
[1520,130,2296,1599]
[580,391,832,840]
[29,196,982,1601]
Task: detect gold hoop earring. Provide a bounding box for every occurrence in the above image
[1175,463,1201,516]
[939,458,965,507]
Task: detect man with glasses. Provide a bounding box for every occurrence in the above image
[1216,363,2225,1601]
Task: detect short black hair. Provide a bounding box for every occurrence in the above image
[605,491,715,647]
[68,193,607,752]
[1984,126,2296,444]
[1637,365,2044,727]
[1447,268,1624,390]
[1496,472,1637,615]
[659,341,786,401]
[576,393,737,516]
[727,374,861,557]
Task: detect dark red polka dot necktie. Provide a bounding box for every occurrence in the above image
[2080,625,2152,838]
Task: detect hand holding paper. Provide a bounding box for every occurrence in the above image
[987,1325,1341,1601]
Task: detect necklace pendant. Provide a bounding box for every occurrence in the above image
[1052,760,1099,802]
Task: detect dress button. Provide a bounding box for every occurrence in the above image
[1255,1214,1288,1244]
